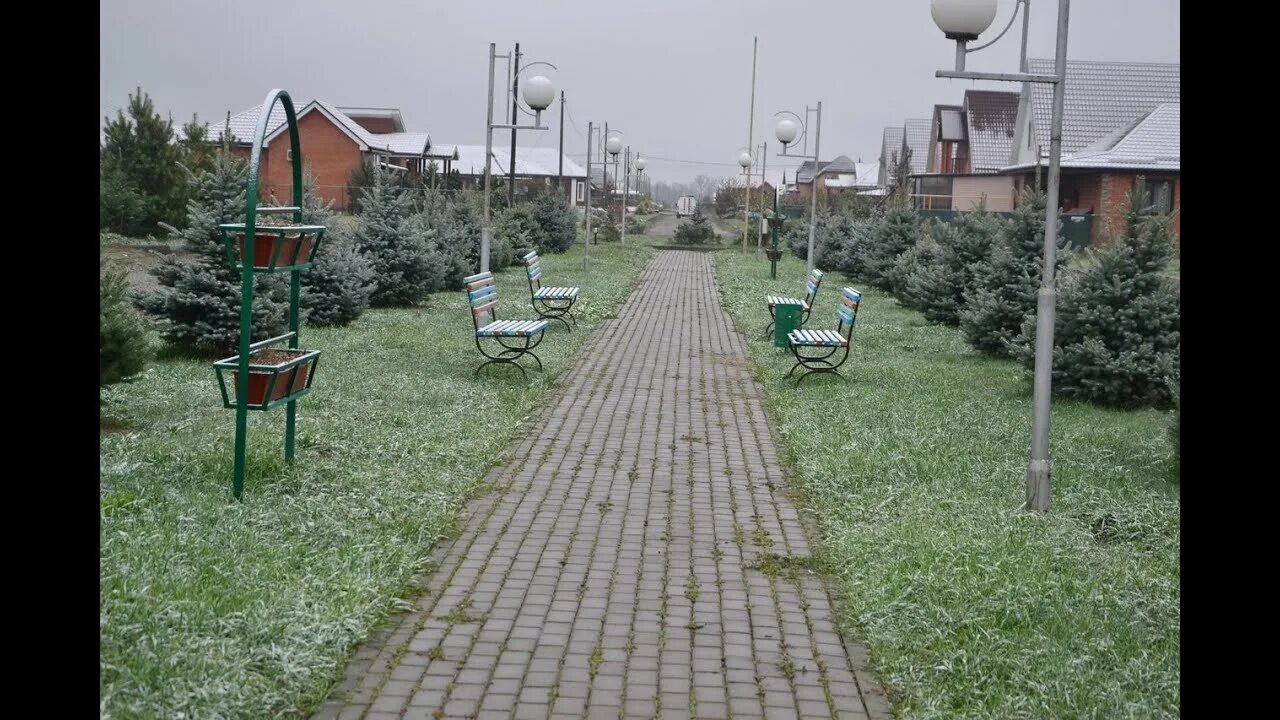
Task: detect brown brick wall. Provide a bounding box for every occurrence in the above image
[257,111,363,211]
[349,116,396,134]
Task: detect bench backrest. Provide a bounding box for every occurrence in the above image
[836,287,861,335]
[804,268,824,306]
[522,250,543,291]
[464,271,498,329]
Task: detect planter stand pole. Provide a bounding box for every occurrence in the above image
[231,88,307,499]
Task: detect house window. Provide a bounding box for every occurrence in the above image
[1143,180,1173,215]
[575,181,585,203]
[915,176,953,210]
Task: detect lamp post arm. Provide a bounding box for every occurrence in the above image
[968,0,1026,53]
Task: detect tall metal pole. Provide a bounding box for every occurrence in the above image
[744,35,757,254]
[758,141,767,250]
[558,91,565,200]
[1027,0,1070,513]
[805,102,822,276]
[481,43,497,273]
[1017,1,1033,161]
[585,122,593,270]
[508,43,520,207]
[621,146,629,244]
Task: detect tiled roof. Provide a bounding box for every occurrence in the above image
[903,119,931,175]
[453,145,587,179]
[201,99,430,155]
[1027,59,1179,156]
[964,90,1019,173]
[1061,102,1179,171]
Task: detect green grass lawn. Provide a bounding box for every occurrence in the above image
[100,243,652,719]
[715,251,1179,720]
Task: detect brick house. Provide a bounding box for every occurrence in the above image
[204,100,459,211]
[789,155,857,203]
[909,90,1021,212]
[451,145,589,207]
[1001,59,1180,245]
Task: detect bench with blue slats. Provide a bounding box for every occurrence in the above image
[466,271,548,377]
[764,267,824,338]
[785,287,861,386]
[523,250,580,331]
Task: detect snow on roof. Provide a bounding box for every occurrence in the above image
[452,144,587,179]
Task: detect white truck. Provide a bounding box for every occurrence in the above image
[676,195,697,218]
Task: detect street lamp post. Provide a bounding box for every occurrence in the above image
[738,149,753,251]
[930,0,1069,512]
[605,133,622,242]
[773,103,823,276]
[481,42,557,273]
[635,155,647,206]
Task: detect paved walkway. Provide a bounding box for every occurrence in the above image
[315,251,887,720]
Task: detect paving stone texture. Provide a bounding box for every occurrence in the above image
[313,251,889,720]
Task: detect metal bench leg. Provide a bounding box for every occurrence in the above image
[763,305,777,339]
[475,357,528,379]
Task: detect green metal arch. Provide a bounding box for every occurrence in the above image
[232,89,306,499]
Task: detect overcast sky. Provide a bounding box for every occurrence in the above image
[101,0,1179,185]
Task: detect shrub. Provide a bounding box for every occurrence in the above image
[495,204,546,261]
[959,189,1070,356]
[903,204,1005,325]
[135,151,290,354]
[889,228,943,308]
[532,193,578,253]
[674,212,717,245]
[101,260,154,385]
[302,228,374,326]
[417,192,505,285]
[350,165,433,306]
[857,201,925,288]
[1012,179,1180,408]
[784,209,865,273]
[347,157,411,214]
[100,165,148,237]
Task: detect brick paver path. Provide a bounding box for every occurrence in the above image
[315,251,888,720]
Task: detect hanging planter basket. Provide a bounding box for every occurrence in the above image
[765,248,784,262]
[219,217,326,272]
[214,337,321,411]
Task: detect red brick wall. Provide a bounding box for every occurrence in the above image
[258,111,363,211]
[349,116,396,134]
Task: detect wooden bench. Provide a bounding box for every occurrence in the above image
[522,250,581,332]
[465,271,549,378]
[764,267,824,338]
[785,287,861,386]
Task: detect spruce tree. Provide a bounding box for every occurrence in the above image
[889,229,943,307]
[351,164,433,306]
[858,201,924,288]
[134,151,289,353]
[101,259,155,385]
[959,188,1069,356]
[100,87,188,235]
[1012,179,1180,407]
[532,193,578,253]
[300,166,375,326]
[904,202,1005,325]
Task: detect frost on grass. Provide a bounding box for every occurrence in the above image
[100,244,653,719]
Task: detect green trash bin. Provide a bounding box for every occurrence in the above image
[774,302,803,348]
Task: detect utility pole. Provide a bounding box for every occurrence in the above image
[621,146,630,245]
[585,121,593,270]
[558,90,565,200]
[508,42,520,207]
[744,35,757,254]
